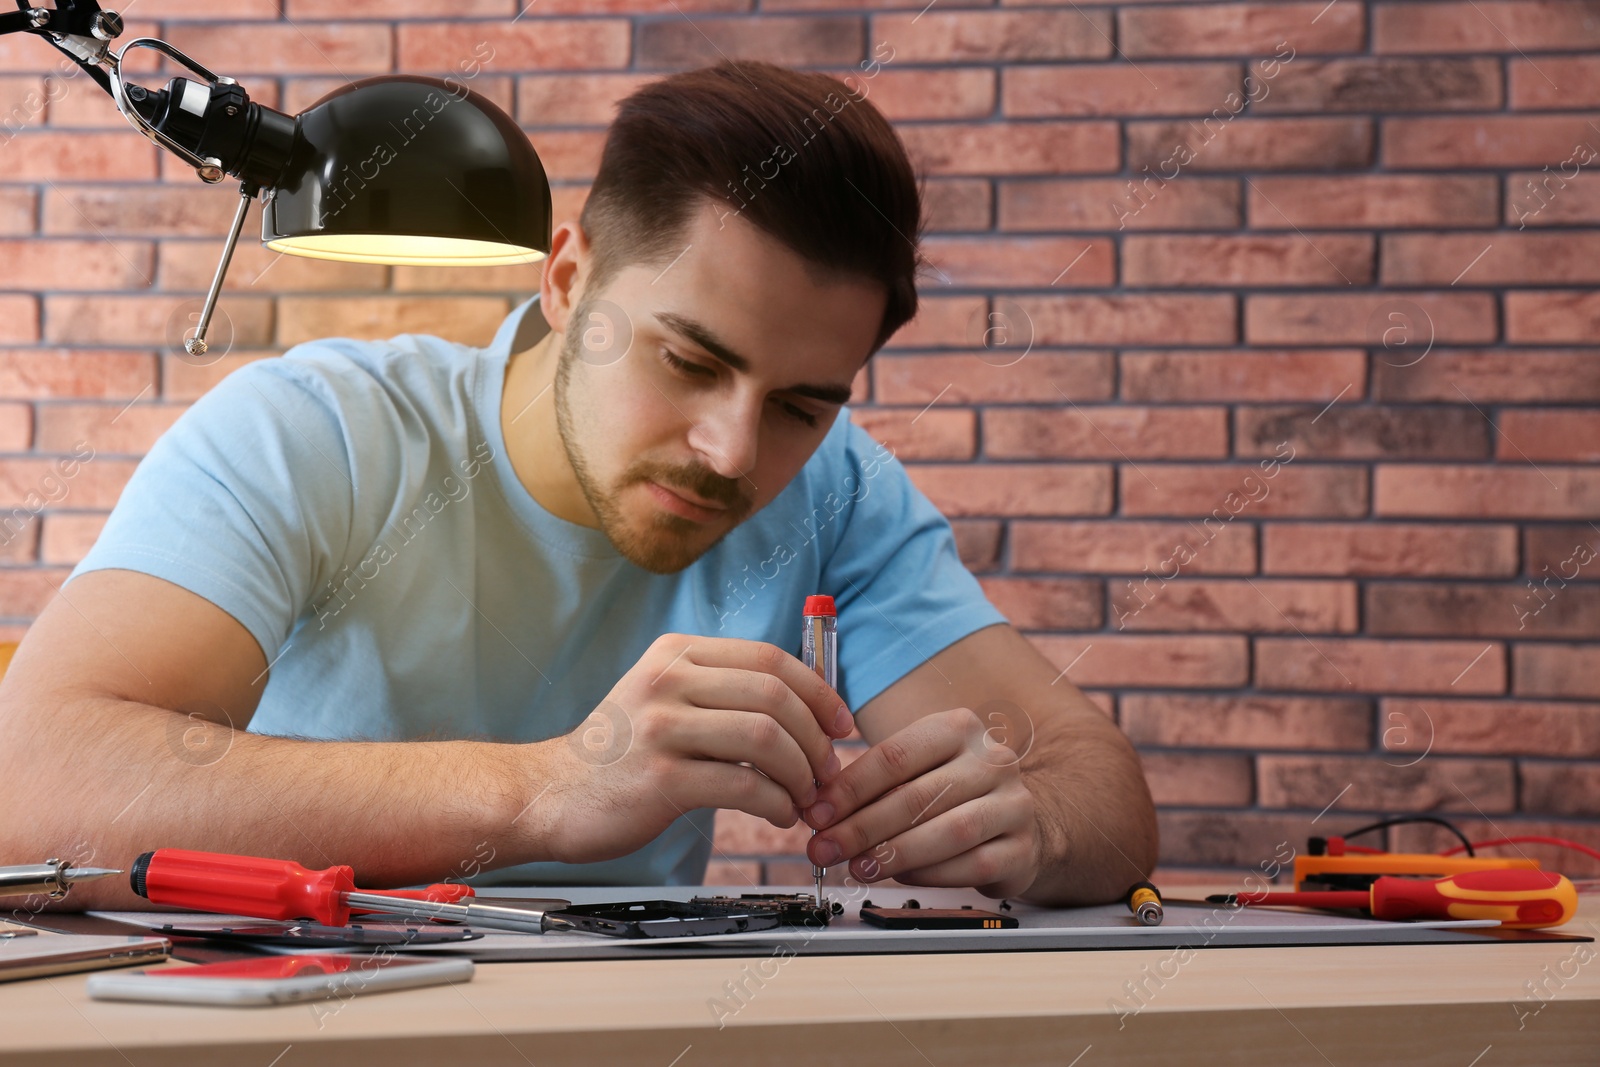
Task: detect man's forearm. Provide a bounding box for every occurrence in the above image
[0,695,555,911]
[1017,700,1160,907]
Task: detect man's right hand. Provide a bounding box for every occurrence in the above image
[532,633,855,865]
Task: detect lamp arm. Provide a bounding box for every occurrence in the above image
[2,0,119,97]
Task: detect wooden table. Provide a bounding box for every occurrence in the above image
[3,888,1596,1067]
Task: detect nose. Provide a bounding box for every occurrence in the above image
[685,399,760,486]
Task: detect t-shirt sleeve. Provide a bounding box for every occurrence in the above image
[66,349,368,663]
[820,417,1010,712]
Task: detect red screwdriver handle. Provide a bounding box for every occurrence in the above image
[1370,869,1577,928]
[133,848,356,926]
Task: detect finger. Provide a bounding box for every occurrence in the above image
[674,664,841,783]
[837,793,1019,882]
[804,709,972,830]
[663,759,801,829]
[805,761,990,869]
[665,706,818,808]
[676,636,853,741]
[893,835,1038,900]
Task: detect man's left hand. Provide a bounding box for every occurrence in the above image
[801,707,1041,899]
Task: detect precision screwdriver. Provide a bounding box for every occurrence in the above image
[1207,869,1579,929]
[0,858,123,899]
[801,594,838,907]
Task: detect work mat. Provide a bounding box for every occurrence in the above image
[91,884,1593,962]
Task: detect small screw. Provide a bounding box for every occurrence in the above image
[92,10,123,40]
[27,8,49,27]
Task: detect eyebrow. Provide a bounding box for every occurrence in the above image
[656,311,856,406]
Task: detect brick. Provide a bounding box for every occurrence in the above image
[1246,292,1496,345]
[1392,818,1600,879]
[1123,234,1373,287]
[1015,295,1236,346]
[1511,56,1600,108]
[516,130,606,182]
[1373,351,1600,404]
[1155,810,1312,870]
[1263,523,1520,578]
[712,808,812,855]
[837,69,995,122]
[1032,634,1249,688]
[1235,405,1490,460]
[0,402,29,451]
[128,0,280,14]
[1258,755,1515,813]
[898,122,1120,177]
[638,17,860,68]
[1507,290,1600,342]
[1122,694,1372,751]
[0,76,46,131]
[392,263,543,294]
[0,20,160,73]
[1255,637,1506,694]
[874,352,1113,406]
[161,352,273,402]
[0,296,38,344]
[1013,519,1257,576]
[1002,178,1241,232]
[951,519,1002,573]
[40,511,107,565]
[1385,232,1600,286]
[1385,115,1600,169]
[923,180,992,233]
[1382,699,1600,758]
[702,859,762,889]
[922,237,1114,289]
[1514,643,1600,699]
[278,297,509,348]
[976,576,1102,631]
[1121,464,1368,519]
[34,403,189,457]
[1375,1,1600,52]
[1253,57,1501,112]
[0,512,37,563]
[0,239,152,291]
[1247,175,1499,229]
[0,188,35,235]
[0,460,137,511]
[160,239,387,293]
[1121,350,1364,404]
[1499,410,1600,462]
[1520,763,1600,817]
[883,296,987,350]
[517,73,659,126]
[905,464,1111,518]
[288,0,514,16]
[282,75,512,117]
[483,0,745,9]
[847,408,974,461]
[1005,63,1240,117]
[1141,752,1254,808]
[1121,3,1363,56]
[1369,582,1600,640]
[0,350,156,400]
[43,185,241,237]
[0,132,157,181]
[1377,466,1600,519]
[1507,171,1600,228]
[878,10,1111,61]
[163,23,393,76]
[0,567,77,617]
[44,296,273,350]
[1128,117,1372,172]
[402,20,630,71]
[990,406,1226,462]
[1525,524,1600,576]
[1112,578,1358,634]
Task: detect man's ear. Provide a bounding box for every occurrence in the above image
[537,218,592,336]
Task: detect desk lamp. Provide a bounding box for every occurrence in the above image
[1,0,553,355]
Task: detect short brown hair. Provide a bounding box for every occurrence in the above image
[578,60,924,355]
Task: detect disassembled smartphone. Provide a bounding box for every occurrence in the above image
[544,900,783,939]
[690,893,842,927]
[86,953,475,1006]
[147,920,483,949]
[859,900,1018,930]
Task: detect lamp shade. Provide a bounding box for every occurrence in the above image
[261,75,551,267]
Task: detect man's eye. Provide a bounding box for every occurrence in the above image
[660,348,713,377]
[777,400,818,427]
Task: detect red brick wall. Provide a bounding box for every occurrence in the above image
[1,3,1597,886]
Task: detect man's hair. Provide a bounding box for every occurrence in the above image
[578,60,924,355]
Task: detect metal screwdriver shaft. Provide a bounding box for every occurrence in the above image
[801,596,838,907]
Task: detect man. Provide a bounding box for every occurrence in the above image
[0,60,1155,909]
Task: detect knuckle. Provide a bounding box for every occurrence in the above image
[948,705,983,735]
[753,641,786,674]
[756,672,789,710]
[877,737,914,776]
[950,806,989,846]
[968,853,1001,887]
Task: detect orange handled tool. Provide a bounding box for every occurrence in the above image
[1209,869,1578,929]
[130,848,474,927]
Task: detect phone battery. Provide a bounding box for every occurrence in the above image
[860,906,1018,930]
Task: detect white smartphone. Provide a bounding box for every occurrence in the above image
[85,952,474,1006]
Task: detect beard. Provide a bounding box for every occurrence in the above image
[552,298,752,574]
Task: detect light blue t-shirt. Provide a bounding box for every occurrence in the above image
[68,294,1008,887]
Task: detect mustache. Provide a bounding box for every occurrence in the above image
[633,461,747,512]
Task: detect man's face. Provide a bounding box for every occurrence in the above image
[553,198,887,574]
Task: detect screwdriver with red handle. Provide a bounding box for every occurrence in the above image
[130,848,565,934]
[1207,869,1579,929]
